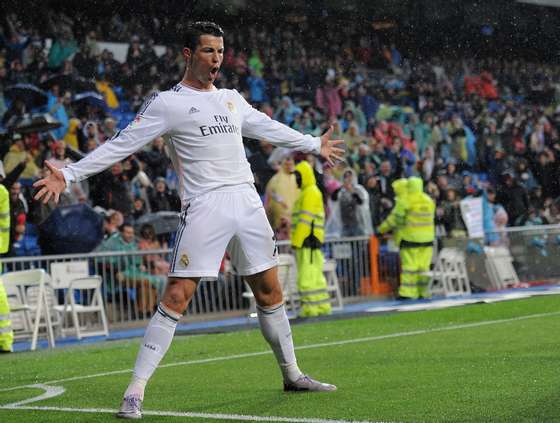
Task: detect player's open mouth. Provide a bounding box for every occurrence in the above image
[210,67,219,77]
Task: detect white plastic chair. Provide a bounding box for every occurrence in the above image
[323,259,344,310]
[277,253,299,313]
[2,269,56,350]
[50,261,89,335]
[5,281,32,336]
[62,276,109,339]
[484,246,519,290]
[429,248,471,297]
[225,255,299,317]
[50,261,89,290]
[26,282,63,337]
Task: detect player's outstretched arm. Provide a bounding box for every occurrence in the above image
[33,161,67,204]
[319,126,345,166]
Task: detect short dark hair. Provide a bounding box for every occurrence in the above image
[183,21,224,51]
[119,222,134,232]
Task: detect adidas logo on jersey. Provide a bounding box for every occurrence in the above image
[189,107,200,114]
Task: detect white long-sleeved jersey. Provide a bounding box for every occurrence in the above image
[61,83,320,204]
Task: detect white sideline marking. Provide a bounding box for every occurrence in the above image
[1,310,559,396]
[0,405,388,423]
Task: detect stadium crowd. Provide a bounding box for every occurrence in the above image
[2,10,560,259]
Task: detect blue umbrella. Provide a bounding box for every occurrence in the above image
[5,83,48,109]
[72,91,106,109]
[39,204,104,254]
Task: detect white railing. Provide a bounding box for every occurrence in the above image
[1,237,372,327]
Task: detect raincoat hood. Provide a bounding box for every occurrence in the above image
[408,177,423,194]
[343,167,359,186]
[295,160,316,190]
[392,178,408,197]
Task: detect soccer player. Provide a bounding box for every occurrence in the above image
[33,21,344,419]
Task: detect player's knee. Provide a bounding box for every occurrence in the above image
[254,284,283,307]
[161,278,198,313]
[162,285,188,313]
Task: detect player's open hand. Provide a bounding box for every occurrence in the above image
[33,161,66,204]
[320,126,345,166]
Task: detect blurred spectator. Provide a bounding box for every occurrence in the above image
[264,155,299,240]
[90,159,139,216]
[79,121,100,152]
[496,172,530,226]
[329,168,372,236]
[7,181,27,255]
[138,223,169,275]
[246,69,267,104]
[100,117,118,142]
[101,209,123,239]
[273,96,301,126]
[0,156,26,190]
[444,160,462,191]
[533,151,559,200]
[47,28,78,70]
[364,174,383,229]
[514,158,538,191]
[136,137,169,180]
[2,97,26,127]
[97,222,165,312]
[316,77,342,120]
[12,215,41,256]
[147,177,180,212]
[47,140,71,169]
[377,160,395,201]
[131,197,148,222]
[460,171,479,197]
[440,188,467,238]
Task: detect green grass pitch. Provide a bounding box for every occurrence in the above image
[1,295,559,422]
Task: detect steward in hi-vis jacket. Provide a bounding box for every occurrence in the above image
[0,184,12,352]
[291,160,331,317]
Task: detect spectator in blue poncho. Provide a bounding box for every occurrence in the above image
[46,85,69,140]
[273,96,302,126]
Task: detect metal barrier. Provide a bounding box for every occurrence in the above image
[441,224,560,290]
[0,236,374,328]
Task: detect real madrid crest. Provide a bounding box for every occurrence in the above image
[226,101,236,113]
[180,253,190,267]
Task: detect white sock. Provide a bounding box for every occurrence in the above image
[257,303,303,383]
[123,303,181,400]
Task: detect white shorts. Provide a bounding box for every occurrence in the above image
[168,184,278,279]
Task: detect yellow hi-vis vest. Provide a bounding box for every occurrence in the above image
[291,161,325,248]
[378,178,408,235]
[0,184,9,259]
[400,177,435,244]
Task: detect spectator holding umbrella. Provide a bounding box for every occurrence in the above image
[2,97,26,126]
